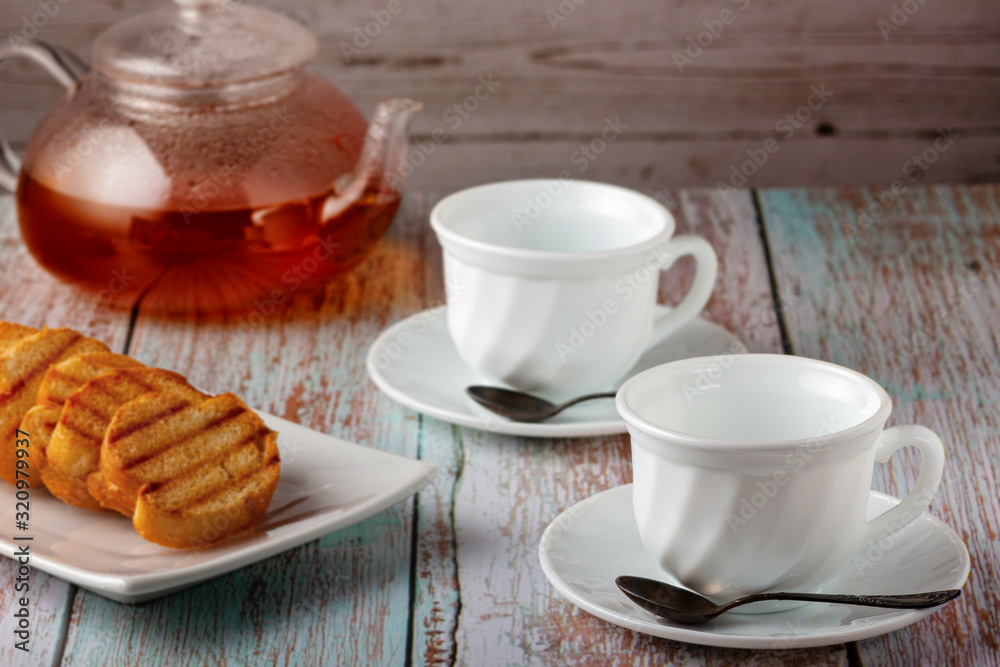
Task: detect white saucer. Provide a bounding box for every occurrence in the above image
[539,485,970,649]
[366,306,744,438]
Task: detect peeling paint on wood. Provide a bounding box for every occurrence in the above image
[760,185,1000,667]
[1,184,997,664]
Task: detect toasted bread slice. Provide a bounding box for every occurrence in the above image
[17,404,61,489]
[0,322,36,349]
[35,352,143,407]
[96,391,280,548]
[15,352,143,489]
[0,327,109,485]
[45,368,204,509]
[41,466,108,511]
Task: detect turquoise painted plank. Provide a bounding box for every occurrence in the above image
[760,185,1000,667]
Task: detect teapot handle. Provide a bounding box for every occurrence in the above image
[0,41,88,191]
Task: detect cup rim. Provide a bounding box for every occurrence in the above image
[429,179,676,264]
[615,353,893,453]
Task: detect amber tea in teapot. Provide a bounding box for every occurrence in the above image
[1,0,420,314]
[17,173,401,313]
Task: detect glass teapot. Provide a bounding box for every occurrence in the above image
[0,0,420,314]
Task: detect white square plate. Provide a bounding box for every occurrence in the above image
[0,413,435,603]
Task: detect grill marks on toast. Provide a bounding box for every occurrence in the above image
[0,323,36,349]
[44,368,204,509]
[134,439,280,548]
[0,327,109,485]
[0,321,282,549]
[0,328,107,395]
[121,406,248,470]
[35,352,142,407]
[99,393,272,514]
[140,425,271,510]
[17,352,144,490]
[100,392,280,548]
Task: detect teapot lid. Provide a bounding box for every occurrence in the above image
[92,0,317,87]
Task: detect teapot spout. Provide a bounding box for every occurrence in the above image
[322,98,422,223]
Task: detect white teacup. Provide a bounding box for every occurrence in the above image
[429,180,717,396]
[616,354,945,605]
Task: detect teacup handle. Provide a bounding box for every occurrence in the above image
[649,235,718,345]
[862,425,945,544]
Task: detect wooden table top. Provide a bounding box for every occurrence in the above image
[0,185,997,666]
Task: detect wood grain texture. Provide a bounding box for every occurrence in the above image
[759,184,1000,667]
[57,196,433,666]
[2,0,999,189]
[0,194,132,667]
[405,198,463,667]
[400,136,998,195]
[1,182,997,664]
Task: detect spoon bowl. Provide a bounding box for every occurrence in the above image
[465,386,617,423]
[615,575,961,625]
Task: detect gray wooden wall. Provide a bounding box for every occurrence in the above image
[2,0,999,192]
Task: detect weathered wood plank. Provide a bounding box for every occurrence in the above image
[3,0,999,135]
[393,135,996,205]
[57,196,432,666]
[2,0,999,187]
[0,194,133,666]
[759,185,1000,666]
[11,133,995,195]
[401,194,463,667]
[408,189,848,664]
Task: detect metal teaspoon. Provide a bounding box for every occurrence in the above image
[615,575,961,625]
[465,385,617,422]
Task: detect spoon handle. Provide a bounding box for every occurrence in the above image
[730,589,961,612]
[548,391,619,417]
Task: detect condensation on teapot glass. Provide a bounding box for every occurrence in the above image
[2,0,421,314]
